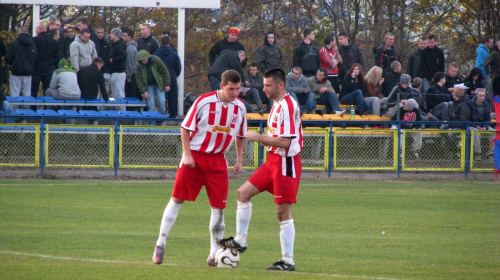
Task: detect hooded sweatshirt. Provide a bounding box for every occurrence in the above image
[5,33,36,76]
[256,31,284,73]
[208,36,246,66]
[125,40,138,79]
[48,58,81,99]
[69,34,97,71]
[154,45,182,84]
[475,44,490,78]
[285,72,310,94]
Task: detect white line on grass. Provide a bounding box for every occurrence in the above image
[0,250,404,280]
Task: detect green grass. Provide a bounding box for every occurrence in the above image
[0,179,499,280]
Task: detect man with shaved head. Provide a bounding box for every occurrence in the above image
[32,23,60,98]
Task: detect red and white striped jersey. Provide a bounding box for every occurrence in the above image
[182,91,247,154]
[266,93,303,157]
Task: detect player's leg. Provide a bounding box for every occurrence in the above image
[204,153,229,266]
[153,156,204,264]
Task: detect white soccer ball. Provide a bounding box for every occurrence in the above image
[215,248,240,268]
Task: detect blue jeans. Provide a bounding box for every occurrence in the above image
[1,101,14,123]
[146,85,166,116]
[208,76,221,91]
[289,91,315,112]
[340,89,370,115]
[316,92,341,113]
[422,78,431,94]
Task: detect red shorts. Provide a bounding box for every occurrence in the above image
[248,153,301,204]
[172,150,229,209]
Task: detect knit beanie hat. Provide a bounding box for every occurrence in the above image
[110,28,122,39]
[405,99,417,110]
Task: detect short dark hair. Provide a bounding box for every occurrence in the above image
[420,36,427,41]
[324,33,334,45]
[249,62,259,69]
[302,28,314,38]
[161,31,171,37]
[48,28,59,38]
[221,70,241,86]
[160,36,170,46]
[121,28,134,39]
[264,67,286,84]
[80,28,90,35]
[317,68,328,76]
[94,25,104,31]
[92,57,104,65]
[338,31,348,38]
[483,36,492,43]
[78,18,89,26]
[427,34,436,41]
[433,71,445,82]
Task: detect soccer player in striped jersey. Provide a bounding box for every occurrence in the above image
[153,70,247,266]
[219,67,303,271]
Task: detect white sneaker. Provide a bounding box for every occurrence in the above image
[335,110,346,116]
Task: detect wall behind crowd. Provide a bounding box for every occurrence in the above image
[0,0,498,94]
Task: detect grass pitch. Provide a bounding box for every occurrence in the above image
[0,179,499,280]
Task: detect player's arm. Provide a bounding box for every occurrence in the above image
[180,127,195,168]
[233,136,245,174]
[246,131,291,148]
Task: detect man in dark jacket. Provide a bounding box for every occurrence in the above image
[108,28,127,110]
[32,23,60,98]
[420,35,445,93]
[154,36,182,118]
[293,28,319,77]
[94,26,111,91]
[207,49,245,90]
[373,32,401,74]
[444,62,463,94]
[77,57,109,101]
[76,18,99,44]
[483,42,500,97]
[337,32,364,81]
[137,24,160,55]
[5,26,36,98]
[406,37,427,79]
[209,27,246,67]
[257,31,284,74]
[426,71,450,121]
[243,62,265,113]
[469,88,495,157]
[382,61,402,97]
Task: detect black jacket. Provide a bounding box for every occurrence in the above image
[207,49,245,83]
[382,70,401,97]
[339,76,364,100]
[373,44,400,73]
[95,37,111,73]
[420,46,445,80]
[444,98,471,128]
[5,33,36,76]
[33,32,60,72]
[338,43,364,75]
[77,64,109,101]
[426,83,450,110]
[293,41,320,77]
[136,36,160,56]
[406,48,423,79]
[108,39,127,73]
[257,32,284,73]
[209,37,246,66]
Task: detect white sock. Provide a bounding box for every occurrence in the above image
[209,207,225,257]
[279,219,294,265]
[234,201,252,245]
[156,198,182,246]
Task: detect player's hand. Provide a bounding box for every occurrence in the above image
[233,162,243,175]
[183,154,195,168]
[143,92,150,99]
[246,131,261,142]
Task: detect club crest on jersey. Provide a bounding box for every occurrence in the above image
[230,115,239,128]
[211,126,231,133]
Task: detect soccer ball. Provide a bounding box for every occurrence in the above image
[215,248,240,268]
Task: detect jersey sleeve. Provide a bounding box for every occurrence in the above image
[181,99,201,132]
[279,97,298,138]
